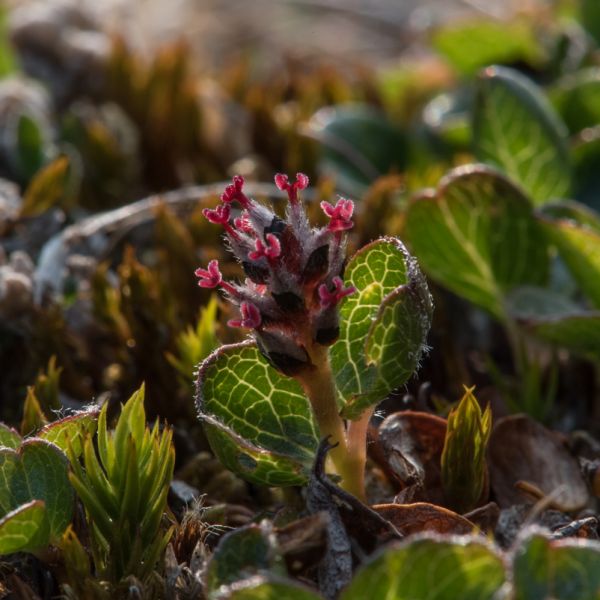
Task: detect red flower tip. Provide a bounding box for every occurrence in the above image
[233,211,255,235]
[195,260,223,288]
[203,204,231,225]
[274,173,289,191]
[228,302,262,329]
[248,233,281,261]
[221,175,250,208]
[274,172,309,204]
[320,198,354,232]
[318,277,355,309]
[295,172,309,190]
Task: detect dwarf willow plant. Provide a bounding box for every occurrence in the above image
[195,174,432,499]
[68,386,175,582]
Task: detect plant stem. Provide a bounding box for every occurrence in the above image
[297,345,366,500]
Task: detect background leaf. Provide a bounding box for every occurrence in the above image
[538,210,600,308]
[513,530,600,600]
[551,68,600,134]
[219,575,323,600]
[306,105,408,193]
[341,534,505,600]
[404,165,548,320]
[508,287,600,361]
[197,342,319,486]
[473,66,571,204]
[433,19,543,76]
[206,523,284,594]
[330,237,432,420]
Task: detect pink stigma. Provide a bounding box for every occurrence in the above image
[318,277,356,309]
[248,233,281,261]
[195,260,223,288]
[234,211,255,235]
[228,302,262,329]
[320,198,354,232]
[274,172,309,204]
[220,175,251,208]
[203,204,231,225]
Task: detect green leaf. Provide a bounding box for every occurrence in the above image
[218,575,323,600]
[538,209,600,308]
[341,534,505,600]
[331,237,432,420]
[197,342,319,486]
[441,387,491,514]
[0,7,16,77]
[433,19,543,76]
[38,409,99,457]
[572,135,600,212]
[0,501,49,555]
[17,114,46,182]
[0,424,21,450]
[306,105,408,193]
[551,68,600,134]
[581,0,600,46]
[405,165,549,319]
[513,530,600,600]
[508,287,600,361]
[206,523,284,594]
[473,66,571,204]
[0,439,73,553]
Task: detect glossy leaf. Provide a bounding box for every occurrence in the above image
[513,530,600,600]
[0,424,21,450]
[0,501,48,555]
[441,387,491,513]
[330,237,432,420]
[539,211,600,308]
[206,523,283,593]
[197,342,319,486]
[405,165,548,319]
[0,439,73,553]
[306,105,408,193]
[341,534,505,600]
[38,409,99,457]
[473,66,571,204]
[433,19,543,76]
[219,575,323,600]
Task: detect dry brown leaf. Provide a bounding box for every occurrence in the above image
[488,414,590,512]
[373,502,477,536]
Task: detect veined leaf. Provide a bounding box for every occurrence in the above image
[341,534,505,600]
[513,530,600,600]
[538,208,600,308]
[473,66,571,204]
[405,165,548,319]
[0,439,73,554]
[330,237,432,420]
[196,341,319,486]
[441,387,491,514]
[0,501,49,555]
[0,424,21,450]
[38,409,99,457]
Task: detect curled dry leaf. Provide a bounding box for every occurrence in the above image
[488,415,589,512]
[373,502,477,536]
[375,410,447,505]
